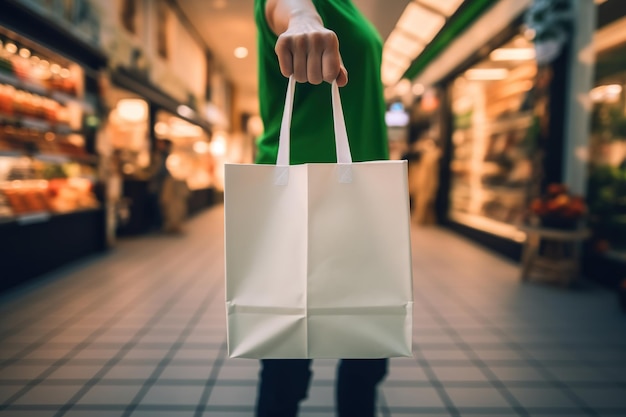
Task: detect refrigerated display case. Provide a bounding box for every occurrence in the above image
[447,34,537,243]
[0,25,105,291]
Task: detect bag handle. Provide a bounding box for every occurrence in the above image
[276,75,353,166]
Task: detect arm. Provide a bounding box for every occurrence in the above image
[265,0,348,86]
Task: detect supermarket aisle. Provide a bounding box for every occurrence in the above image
[0,205,625,417]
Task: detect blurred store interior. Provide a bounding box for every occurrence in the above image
[0,0,626,415]
[2,0,625,292]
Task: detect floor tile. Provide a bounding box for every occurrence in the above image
[130,411,195,417]
[64,410,124,417]
[0,207,624,416]
[443,387,511,408]
[46,365,103,380]
[382,386,445,408]
[0,384,23,403]
[204,384,258,407]
[508,387,580,408]
[488,365,550,382]
[76,383,143,405]
[572,387,626,408]
[11,384,83,405]
[159,364,213,380]
[102,364,158,380]
[430,366,489,383]
[0,365,49,380]
[140,384,205,405]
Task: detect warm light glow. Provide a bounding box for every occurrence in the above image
[418,0,465,17]
[490,48,536,61]
[234,47,249,59]
[395,79,412,96]
[412,83,425,96]
[39,59,49,68]
[60,68,71,78]
[117,99,148,123]
[385,31,425,59]
[5,43,17,54]
[193,141,210,154]
[50,63,61,74]
[169,118,203,137]
[383,49,412,69]
[465,68,509,81]
[210,133,227,157]
[177,104,195,119]
[18,48,31,59]
[155,121,169,136]
[247,115,264,136]
[381,62,405,86]
[396,2,446,43]
[590,84,623,103]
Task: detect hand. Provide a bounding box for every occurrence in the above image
[274,15,348,86]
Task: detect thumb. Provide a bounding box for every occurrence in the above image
[336,65,348,87]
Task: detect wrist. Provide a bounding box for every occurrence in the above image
[287,10,323,28]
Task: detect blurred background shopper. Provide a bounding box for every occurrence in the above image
[254,0,390,415]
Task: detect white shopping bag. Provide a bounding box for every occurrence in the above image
[224,76,413,359]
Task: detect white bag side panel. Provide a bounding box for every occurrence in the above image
[306,161,413,308]
[225,163,308,307]
[224,163,309,358]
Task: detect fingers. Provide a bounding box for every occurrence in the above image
[274,29,347,85]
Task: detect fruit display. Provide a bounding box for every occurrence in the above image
[0,177,98,216]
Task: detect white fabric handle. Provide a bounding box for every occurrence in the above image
[276,75,353,166]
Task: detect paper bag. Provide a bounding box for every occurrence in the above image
[224,76,413,359]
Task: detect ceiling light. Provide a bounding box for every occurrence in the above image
[412,83,425,96]
[590,84,622,103]
[418,0,465,17]
[18,48,31,59]
[193,141,210,154]
[117,99,148,123]
[397,2,446,43]
[383,49,413,69]
[177,104,195,119]
[465,68,508,81]
[5,43,17,54]
[395,79,412,96]
[385,30,425,58]
[381,61,406,86]
[155,121,169,136]
[234,47,248,59]
[490,48,536,61]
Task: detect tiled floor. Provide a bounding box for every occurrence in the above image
[1,205,625,417]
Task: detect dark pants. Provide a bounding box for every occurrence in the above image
[256,358,388,417]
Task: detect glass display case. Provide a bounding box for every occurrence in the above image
[448,34,537,242]
[0,28,100,223]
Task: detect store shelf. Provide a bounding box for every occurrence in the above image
[0,114,78,134]
[0,71,91,111]
[0,207,100,226]
[35,152,98,165]
[0,148,98,165]
[0,71,47,95]
[449,211,526,242]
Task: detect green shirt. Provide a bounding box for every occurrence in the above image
[254,0,389,164]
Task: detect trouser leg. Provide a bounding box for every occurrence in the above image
[256,359,312,417]
[336,358,388,417]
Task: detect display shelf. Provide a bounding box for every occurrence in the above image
[0,206,100,226]
[0,148,98,165]
[449,211,526,242]
[0,111,78,134]
[0,70,90,109]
